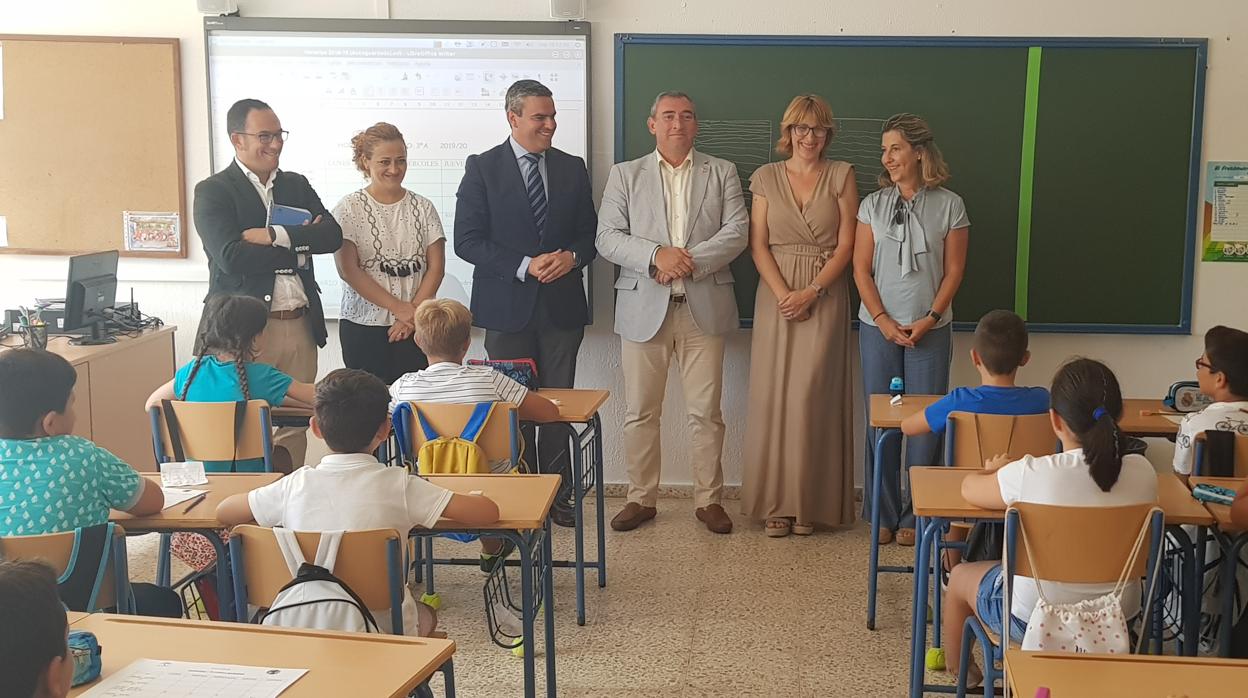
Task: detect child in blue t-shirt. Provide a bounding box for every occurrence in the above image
[0,349,181,617]
[145,294,315,473]
[901,309,1050,437]
[900,310,1049,570]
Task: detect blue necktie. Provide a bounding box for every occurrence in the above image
[522,152,548,234]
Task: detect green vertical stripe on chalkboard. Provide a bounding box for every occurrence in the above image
[1015,46,1043,319]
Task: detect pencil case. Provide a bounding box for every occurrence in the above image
[69,629,102,686]
[1192,483,1236,506]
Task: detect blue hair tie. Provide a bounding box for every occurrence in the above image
[1092,407,1108,421]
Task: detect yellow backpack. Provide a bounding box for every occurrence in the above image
[404,402,496,475]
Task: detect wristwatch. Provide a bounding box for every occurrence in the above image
[926,309,943,322]
[808,282,825,297]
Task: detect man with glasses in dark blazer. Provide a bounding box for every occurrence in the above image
[193,98,342,470]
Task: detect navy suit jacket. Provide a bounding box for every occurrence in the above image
[193,161,342,347]
[454,140,597,333]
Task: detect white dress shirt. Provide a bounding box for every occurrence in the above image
[657,149,694,293]
[508,136,550,282]
[235,157,309,311]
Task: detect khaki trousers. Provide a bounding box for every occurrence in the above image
[254,316,318,467]
[620,301,726,509]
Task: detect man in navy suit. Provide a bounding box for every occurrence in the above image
[455,80,597,526]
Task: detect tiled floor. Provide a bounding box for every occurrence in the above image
[129,498,954,697]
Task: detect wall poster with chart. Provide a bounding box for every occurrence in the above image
[1202,161,1248,262]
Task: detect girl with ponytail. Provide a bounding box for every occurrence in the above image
[145,294,316,473]
[940,358,1158,686]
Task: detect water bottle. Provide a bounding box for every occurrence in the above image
[889,376,905,398]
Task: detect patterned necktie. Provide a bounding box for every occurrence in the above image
[522,152,548,234]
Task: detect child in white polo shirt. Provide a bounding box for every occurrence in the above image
[217,368,500,636]
[1173,325,1248,477]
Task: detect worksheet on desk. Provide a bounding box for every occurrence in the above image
[160,488,207,510]
[80,658,306,697]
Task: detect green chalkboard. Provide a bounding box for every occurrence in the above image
[615,36,1205,333]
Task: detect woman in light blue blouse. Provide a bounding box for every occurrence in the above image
[853,114,969,546]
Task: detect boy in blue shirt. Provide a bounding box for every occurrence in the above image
[0,349,164,535]
[901,309,1050,437]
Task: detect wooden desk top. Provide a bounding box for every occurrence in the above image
[1005,649,1247,697]
[427,474,560,530]
[111,473,283,531]
[912,467,1211,525]
[868,393,940,428]
[0,325,176,366]
[1189,476,1245,533]
[868,395,1176,436]
[536,388,610,423]
[67,610,91,625]
[68,614,454,698]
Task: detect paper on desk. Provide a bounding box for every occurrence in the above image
[80,658,307,698]
[160,488,207,510]
[1164,414,1184,425]
[160,461,208,487]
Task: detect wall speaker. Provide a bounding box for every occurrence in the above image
[550,0,586,20]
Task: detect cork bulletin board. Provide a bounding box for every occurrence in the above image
[0,35,186,257]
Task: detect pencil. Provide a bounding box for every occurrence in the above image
[181,492,208,513]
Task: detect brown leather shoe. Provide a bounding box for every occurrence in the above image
[611,502,657,531]
[695,503,733,534]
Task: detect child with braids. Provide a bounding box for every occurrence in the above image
[146,294,315,473]
[145,295,315,591]
[941,358,1158,686]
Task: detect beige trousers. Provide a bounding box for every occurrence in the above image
[620,301,726,509]
[254,316,318,468]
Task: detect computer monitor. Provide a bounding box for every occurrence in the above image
[64,250,119,344]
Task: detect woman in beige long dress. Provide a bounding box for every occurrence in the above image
[741,94,858,536]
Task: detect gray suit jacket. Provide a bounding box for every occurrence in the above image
[596,150,748,342]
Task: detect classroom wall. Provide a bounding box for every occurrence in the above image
[3,0,1247,491]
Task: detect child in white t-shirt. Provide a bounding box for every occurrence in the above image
[943,358,1158,686]
[1173,325,1248,476]
[217,368,500,636]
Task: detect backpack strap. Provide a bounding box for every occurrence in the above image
[312,530,344,573]
[393,402,437,469]
[56,523,114,612]
[459,402,496,444]
[160,400,186,463]
[272,528,309,578]
[414,406,443,442]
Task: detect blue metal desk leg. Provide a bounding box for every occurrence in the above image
[517,531,537,698]
[570,423,587,626]
[592,414,607,589]
[867,427,901,630]
[542,520,557,698]
[910,517,939,698]
[1167,525,1199,656]
[156,533,172,588]
[205,531,234,622]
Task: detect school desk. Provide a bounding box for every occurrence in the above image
[111,472,283,622]
[1005,649,1247,697]
[865,394,1180,630]
[534,387,610,626]
[419,474,559,698]
[67,614,454,698]
[0,326,176,470]
[1188,476,1246,657]
[907,468,1212,697]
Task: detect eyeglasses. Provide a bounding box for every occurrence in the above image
[1196,358,1219,372]
[791,125,829,138]
[233,130,289,145]
[892,196,906,226]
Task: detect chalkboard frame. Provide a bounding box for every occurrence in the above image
[614,34,1207,334]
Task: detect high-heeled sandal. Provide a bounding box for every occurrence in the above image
[791,522,814,536]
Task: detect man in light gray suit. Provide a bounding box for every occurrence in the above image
[596,91,748,534]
